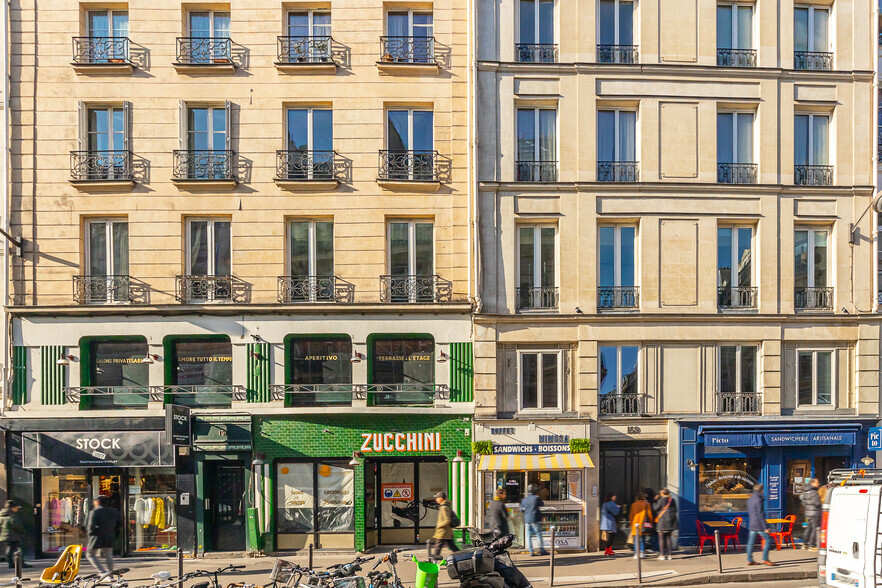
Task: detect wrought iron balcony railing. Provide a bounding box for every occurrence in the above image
[717,163,757,184]
[149,385,246,408]
[716,48,756,67]
[73,275,133,304]
[794,164,833,186]
[379,274,453,303]
[717,286,758,309]
[380,36,436,64]
[65,386,153,409]
[173,150,234,181]
[516,161,558,182]
[794,51,833,71]
[516,286,559,310]
[70,150,133,182]
[378,150,449,182]
[276,150,346,181]
[596,44,639,64]
[175,274,247,303]
[72,36,131,64]
[597,161,639,182]
[597,286,639,309]
[277,275,355,303]
[717,392,760,415]
[176,37,233,64]
[795,286,833,310]
[515,43,558,63]
[878,128,882,159]
[277,35,333,63]
[270,384,357,406]
[366,384,449,406]
[599,393,642,416]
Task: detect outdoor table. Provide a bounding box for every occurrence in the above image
[702,521,735,528]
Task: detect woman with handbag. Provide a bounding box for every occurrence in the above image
[600,493,621,556]
[628,492,653,559]
[654,489,679,560]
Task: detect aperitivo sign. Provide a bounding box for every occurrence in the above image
[360,432,442,453]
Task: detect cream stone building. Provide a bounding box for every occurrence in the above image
[0,0,477,555]
[474,0,880,550]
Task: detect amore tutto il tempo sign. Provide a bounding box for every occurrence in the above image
[360,432,442,453]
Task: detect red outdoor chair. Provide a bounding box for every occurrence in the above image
[768,515,797,550]
[721,517,742,551]
[696,520,715,554]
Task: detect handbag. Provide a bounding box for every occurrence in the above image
[655,498,673,524]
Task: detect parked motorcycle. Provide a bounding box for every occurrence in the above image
[446,531,531,588]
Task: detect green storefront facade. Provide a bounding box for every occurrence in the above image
[253,414,473,552]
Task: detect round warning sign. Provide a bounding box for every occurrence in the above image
[381,483,413,501]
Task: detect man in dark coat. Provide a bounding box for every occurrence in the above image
[746,484,774,566]
[520,484,548,556]
[0,501,29,569]
[653,489,678,560]
[85,495,122,577]
[800,478,822,550]
[487,489,510,537]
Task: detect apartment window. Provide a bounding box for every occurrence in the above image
[719,345,757,413]
[387,221,434,302]
[519,351,561,411]
[285,108,333,179]
[797,350,833,406]
[75,103,131,181]
[187,219,231,277]
[597,110,637,181]
[88,10,128,39]
[517,225,556,310]
[84,10,129,62]
[598,0,636,63]
[184,11,231,63]
[516,108,557,181]
[717,112,755,183]
[716,4,754,66]
[178,103,231,180]
[517,0,556,62]
[83,219,129,304]
[794,228,831,308]
[598,226,637,308]
[289,220,333,278]
[88,107,125,152]
[794,6,831,70]
[385,109,434,180]
[717,226,754,307]
[285,10,332,62]
[385,10,433,63]
[599,345,639,415]
[794,113,831,185]
[288,10,331,38]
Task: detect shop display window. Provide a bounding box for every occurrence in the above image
[276,462,354,535]
[41,470,90,553]
[317,463,354,532]
[277,463,315,533]
[527,471,568,501]
[698,458,761,513]
[127,468,176,552]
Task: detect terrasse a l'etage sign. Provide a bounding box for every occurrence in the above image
[360,432,442,453]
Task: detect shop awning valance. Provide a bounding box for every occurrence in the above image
[477,453,594,471]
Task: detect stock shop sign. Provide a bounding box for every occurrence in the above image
[23,431,174,468]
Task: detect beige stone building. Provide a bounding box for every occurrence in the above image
[0,0,477,555]
[474,0,880,550]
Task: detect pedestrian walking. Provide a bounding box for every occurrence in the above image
[85,495,122,578]
[653,489,678,560]
[746,484,775,566]
[520,484,549,556]
[487,488,510,537]
[600,493,621,556]
[628,492,653,559]
[800,478,822,551]
[0,501,29,569]
[429,491,460,560]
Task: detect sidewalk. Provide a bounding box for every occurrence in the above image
[21,545,818,588]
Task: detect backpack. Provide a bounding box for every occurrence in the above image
[449,506,462,528]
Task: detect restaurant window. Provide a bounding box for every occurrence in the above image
[698,458,761,513]
[518,350,561,411]
[287,335,352,406]
[797,350,833,407]
[85,337,149,409]
[527,471,569,501]
[168,336,232,406]
[370,336,434,405]
[275,462,354,535]
[127,468,176,553]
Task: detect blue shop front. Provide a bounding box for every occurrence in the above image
[678,421,872,546]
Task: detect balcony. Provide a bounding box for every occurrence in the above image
[516,286,559,311]
[174,37,240,73]
[270,384,357,407]
[516,161,558,182]
[599,393,642,416]
[716,48,756,68]
[717,286,758,309]
[877,128,881,159]
[378,36,439,73]
[276,36,337,72]
[597,161,639,183]
[366,384,449,406]
[596,44,638,64]
[515,44,558,63]
[70,150,134,190]
[717,163,757,184]
[377,150,450,190]
[795,286,833,310]
[73,275,148,305]
[794,165,833,186]
[277,275,355,303]
[65,386,152,409]
[717,392,760,415]
[597,286,639,310]
[150,385,246,408]
[71,37,134,73]
[275,150,348,190]
[172,150,236,189]
[794,51,833,71]
[175,274,248,303]
[379,274,453,303]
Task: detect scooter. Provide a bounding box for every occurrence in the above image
[445,530,531,588]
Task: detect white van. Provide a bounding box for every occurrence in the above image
[819,469,882,587]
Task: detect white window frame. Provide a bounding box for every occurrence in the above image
[517,224,558,290]
[517,0,555,44]
[288,219,333,276]
[85,218,127,277]
[598,345,639,395]
[794,6,829,53]
[287,9,331,36]
[717,225,754,288]
[717,344,757,394]
[386,220,434,275]
[386,9,433,37]
[186,218,230,276]
[716,3,753,50]
[794,113,829,166]
[517,349,563,412]
[597,109,637,162]
[184,104,230,150]
[286,107,332,151]
[794,227,829,288]
[598,225,636,288]
[187,10,230,37]
[516,107,558,163]
[385,109,434,151]
[87,9,128,37]
[717,111,755,164]
[795,349,835,407]
[598,0,634,45]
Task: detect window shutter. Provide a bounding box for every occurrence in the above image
[123,101,132,152]
[77,101,87,151]
[178,99,186,150]
[225,100,232,151]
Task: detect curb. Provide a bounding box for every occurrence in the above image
[606,569,816,587]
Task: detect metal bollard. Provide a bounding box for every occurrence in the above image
[634,528,642,585]
[13,548,22,579]
[307,543,314,571]
[177,547,184,588]
[714,530,722,575]
[549,526,556,587]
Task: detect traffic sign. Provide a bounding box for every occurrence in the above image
[869,427,882,451]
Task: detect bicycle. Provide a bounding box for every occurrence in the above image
[178,565,247,588]
[226,560,301,588]
[0,576,31,588]
[367,548,409,588]
[299,557,373,588]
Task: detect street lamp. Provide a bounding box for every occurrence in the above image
[861,455,875,467]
